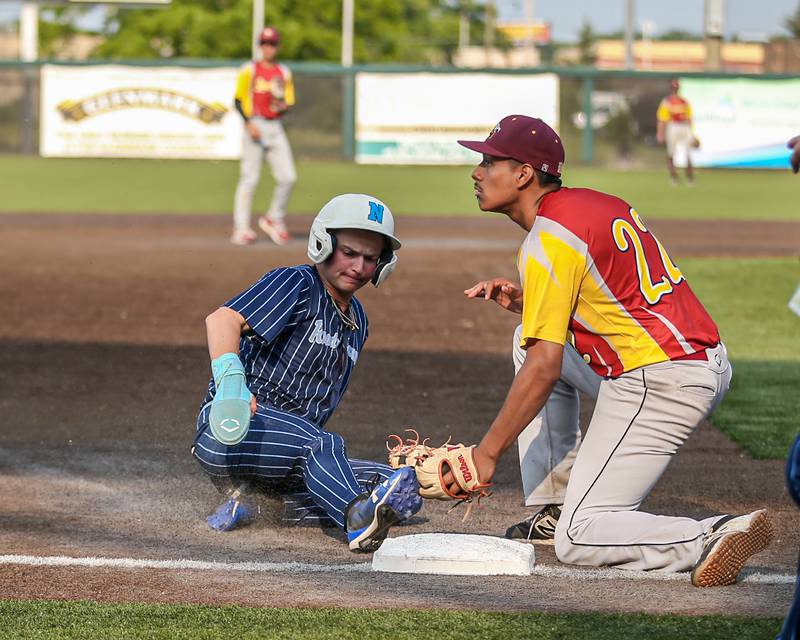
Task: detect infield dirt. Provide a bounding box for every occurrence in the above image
[0,213,798,616]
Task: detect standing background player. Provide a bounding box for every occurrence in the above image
[789,135,800,174]
[656,78,698,186]
[455,114,773,587]
[231,25,297,246]
[192,193,421,552]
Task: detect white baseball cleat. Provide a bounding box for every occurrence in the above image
[691,509,774,587]
[231,229,258,245]
[258,216,291,245]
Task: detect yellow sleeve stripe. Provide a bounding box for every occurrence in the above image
[235,63,253,117]
[279,64,295,106]
[519,230,585,348]
[656,100,670,122]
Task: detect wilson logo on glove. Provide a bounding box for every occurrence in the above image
[458,454,473,482]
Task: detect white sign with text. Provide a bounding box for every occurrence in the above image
[356,72,559,164]
[41,64,241,159]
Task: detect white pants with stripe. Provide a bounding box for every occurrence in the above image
[514,324,601,506]
[514,325,733,571]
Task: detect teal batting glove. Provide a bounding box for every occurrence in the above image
[209,353,252,446]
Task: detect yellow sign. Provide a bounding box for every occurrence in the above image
[56,88,228,124]
[498,22,551,45]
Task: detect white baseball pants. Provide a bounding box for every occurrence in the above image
[554,343,732,571]
[514,324,602,506]
[233,117,297,233]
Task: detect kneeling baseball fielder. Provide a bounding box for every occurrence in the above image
[407,115,773,587]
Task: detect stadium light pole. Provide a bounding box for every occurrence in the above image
[524,0,535,54]
[20,1,38,61]
[342,0,353,66]
[342,0,355,160]
[704,0,724,71]
[252,0,264,60]
[624,0,635,70]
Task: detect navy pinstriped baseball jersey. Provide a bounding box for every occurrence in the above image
[201,264,368,427]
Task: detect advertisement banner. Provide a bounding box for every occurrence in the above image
[41,64,241,159]
[683,77,800,169]
[355,72,559,164]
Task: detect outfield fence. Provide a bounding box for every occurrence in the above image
[0,59,798,167]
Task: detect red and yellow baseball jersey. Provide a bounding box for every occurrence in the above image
[656,95,692,123]
[235,61,295,120]
[517,188,719,377]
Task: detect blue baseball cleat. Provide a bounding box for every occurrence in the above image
[207,485,260,532]
[346,466,422,553]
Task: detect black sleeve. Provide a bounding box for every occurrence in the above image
[234,98,248,122]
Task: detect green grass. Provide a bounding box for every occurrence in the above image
[682,258,800,458]
[0,600,783,640]
[1,154,799,219]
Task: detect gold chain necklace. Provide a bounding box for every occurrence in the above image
[325,288,359,331]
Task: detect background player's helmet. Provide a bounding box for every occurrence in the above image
[307,193,401,287]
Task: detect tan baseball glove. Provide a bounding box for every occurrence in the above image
[414,443,491,502]
[387,431,492,519]
[386,429,433,469]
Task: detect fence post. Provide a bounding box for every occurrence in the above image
[342,69,355,160]
[21,64,37,155]
[580,74,594,165]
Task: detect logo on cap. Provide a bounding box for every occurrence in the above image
[487,123,501,140]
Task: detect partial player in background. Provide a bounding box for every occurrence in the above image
[777,435,800,640]
[788,136,800,318]
[455,114,773,587]
[789,135,800,174]
[192,194,421,552]
[656,78,699,186]
[231,26,297,246]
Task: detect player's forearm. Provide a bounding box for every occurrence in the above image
[479,343,561,460]
[206,307,247,359]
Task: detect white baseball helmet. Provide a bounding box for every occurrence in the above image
[307,193,401,287]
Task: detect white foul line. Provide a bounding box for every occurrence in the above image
[0,554,795,585]
[0,554,371,574]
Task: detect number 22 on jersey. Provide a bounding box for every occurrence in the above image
[612,208,684,305]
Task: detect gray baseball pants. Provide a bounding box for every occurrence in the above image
[514,324,602,506]
[515,324,733,571]
[233,117,296,233]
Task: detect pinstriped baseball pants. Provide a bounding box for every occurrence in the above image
[193,404,393,529]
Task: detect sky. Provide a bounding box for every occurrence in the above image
[0,0,797,41]
[501,0,799,42]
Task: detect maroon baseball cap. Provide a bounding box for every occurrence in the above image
[458,115,565,177]
[259,26,281,45]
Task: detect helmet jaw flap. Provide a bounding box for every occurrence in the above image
[307,217,335,264]
[372,252,397,287]
[306,194,400,287]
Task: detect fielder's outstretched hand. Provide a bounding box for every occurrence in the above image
[789,136,800,174]
[440,444,496,496]
[464,278,523,314]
